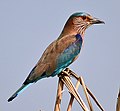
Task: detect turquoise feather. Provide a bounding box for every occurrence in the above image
[52,34,83,77]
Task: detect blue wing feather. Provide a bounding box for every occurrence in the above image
[52,34,83,76]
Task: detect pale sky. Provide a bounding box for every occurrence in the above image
[0,0,120,111]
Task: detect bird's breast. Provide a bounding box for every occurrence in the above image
[75,34,83,45]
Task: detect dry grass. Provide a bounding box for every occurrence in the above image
[54,68,105,111]
[116,89,120,111]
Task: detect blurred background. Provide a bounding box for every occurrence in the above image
[0,0,120,111]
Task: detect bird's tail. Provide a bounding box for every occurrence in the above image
[8,83,31,102]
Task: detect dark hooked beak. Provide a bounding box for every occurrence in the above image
[90,18,105,24]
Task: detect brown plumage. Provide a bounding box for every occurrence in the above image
[8,12,104,102]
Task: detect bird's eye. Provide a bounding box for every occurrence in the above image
[82,16,86,20]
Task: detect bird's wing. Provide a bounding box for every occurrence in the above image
[23,34,82,83]
[30,35,78,78]
[22,41,58,84]
[23,63,50,84]
[53,34,82,75]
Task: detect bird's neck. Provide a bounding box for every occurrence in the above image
[58,18,85,39]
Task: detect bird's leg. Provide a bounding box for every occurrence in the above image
[61,70,71,77]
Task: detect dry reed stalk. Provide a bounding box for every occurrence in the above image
[116,89,120,111]
[54,68,105,111]
[67,77,81,111]
[80,76,93,111]
[54,77,64,111]
[68,69,105,111]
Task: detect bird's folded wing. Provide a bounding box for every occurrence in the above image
[23,63,50,84]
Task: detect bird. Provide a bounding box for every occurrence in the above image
[8,12,104,102]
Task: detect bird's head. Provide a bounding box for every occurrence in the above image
[60,12,104,37]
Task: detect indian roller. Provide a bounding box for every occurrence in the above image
[8,12,104,102]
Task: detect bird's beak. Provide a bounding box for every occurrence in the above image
[90,18,105,24]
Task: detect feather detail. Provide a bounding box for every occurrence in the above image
[8,84,31,102]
